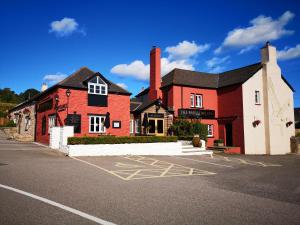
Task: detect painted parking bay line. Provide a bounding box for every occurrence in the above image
[72,156,215,181]
[0,183,117,225]
[213,155,282,167]
[171,156,234,168]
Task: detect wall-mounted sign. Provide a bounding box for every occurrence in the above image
[178,109,215,119]
[148,113,164,118]
[113,121,121,128]
[66,114,81,133]
[38,99,53,112]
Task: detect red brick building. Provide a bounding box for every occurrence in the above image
[34,68,131,144]
[130,44,294,154]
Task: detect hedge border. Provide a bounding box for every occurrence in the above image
[68,136,178,145]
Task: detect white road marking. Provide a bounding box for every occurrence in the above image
[171,156,233,168]
[0,184,117,225]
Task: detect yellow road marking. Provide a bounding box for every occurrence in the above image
[171,156,233,168]
[213,155,281,167]
[115,162,144,168]
[72,156,215,181]
[70,157,128,181]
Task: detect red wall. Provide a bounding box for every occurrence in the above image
[36,87,130,144]
[165,85,219,147]
[217,85,244,153]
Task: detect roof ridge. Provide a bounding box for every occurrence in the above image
[220,62,261,74]
[58,66,95,85]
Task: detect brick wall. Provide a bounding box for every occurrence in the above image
[36,87,130,144]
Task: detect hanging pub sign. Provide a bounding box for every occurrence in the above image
[66,114,81,133]
[147,113,164,118]
[178,109,215,119]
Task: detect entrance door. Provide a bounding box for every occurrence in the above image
[148,119,164,136]
[225,123,233,146]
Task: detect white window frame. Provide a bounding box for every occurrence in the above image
[255,90,260,105]
[190,94,195,107]
[130,119,134,134]
[24,116,31,131]
[48,115,56,134]
[88,76,108,95]
[195,94,203,108]
[135,119,140,134]
[207,124,214,137]
[89,115,106,133]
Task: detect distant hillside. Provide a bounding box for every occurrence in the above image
[0,88,40,117]
[0,88,40,104]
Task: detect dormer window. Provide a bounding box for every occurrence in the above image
[88,76,108,95]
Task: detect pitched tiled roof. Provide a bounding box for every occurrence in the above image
[295,108,300,122]
[161,63,263,89]
[137,62,293,99]
[57,67,131,95]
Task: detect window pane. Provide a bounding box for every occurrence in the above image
[89,84,94,93]
[101,86,106,95]
[190,94,194,107]
[95,85,100,94]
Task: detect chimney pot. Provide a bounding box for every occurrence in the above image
[148,47,162,101]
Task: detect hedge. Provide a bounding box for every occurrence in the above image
[0,120,16,127]
[177,136,194,141]
[68,136,178,145]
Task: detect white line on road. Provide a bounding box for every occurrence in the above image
[0,184,117,225]
[171,156,233,168]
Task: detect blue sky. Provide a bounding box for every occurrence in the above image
[0,0,299,106]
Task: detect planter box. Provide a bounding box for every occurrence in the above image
[67,142,182,156]
[214,143,224,147]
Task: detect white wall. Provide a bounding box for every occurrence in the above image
[67,142,183,156]
[243,44,295,155]
[242,70,267,154]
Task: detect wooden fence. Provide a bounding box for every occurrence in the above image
[0,117,9,126]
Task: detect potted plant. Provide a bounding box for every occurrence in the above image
[214,139,224,147]
[192,134,202,147]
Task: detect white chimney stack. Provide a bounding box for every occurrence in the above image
[261,41,277,65]
[41,83,48,92]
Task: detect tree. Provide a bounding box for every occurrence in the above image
[0,88,19,103]
[19,88,40,102]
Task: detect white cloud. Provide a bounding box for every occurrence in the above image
[116,83,128,90]
[215,11,295,54]
[208,66,225,73]
[43,72,67,85]
[49,17,85,37]
[238,46,255,55]
[206,56,230,68]
[166,40,210,59]
[111,58,194,81]
[277,44,300,60]
[206,56,230,73]
[111,60,150,81]
[111,40,209,80]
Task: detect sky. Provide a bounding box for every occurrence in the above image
[0,0,299,106]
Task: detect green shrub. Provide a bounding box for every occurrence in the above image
[177,136,194,141]
[214,139,224,144]
[68,136,178,145]
[296,132,300,138]
[0,111,7,117]
[0,120,16,127]
[170,119,208,141]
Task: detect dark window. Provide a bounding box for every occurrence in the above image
[157,120,164,134]
[66,114,81,133]
[88,94,108,107]
[42,116,46,135]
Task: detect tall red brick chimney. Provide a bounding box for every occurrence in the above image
[148,46,162,101]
